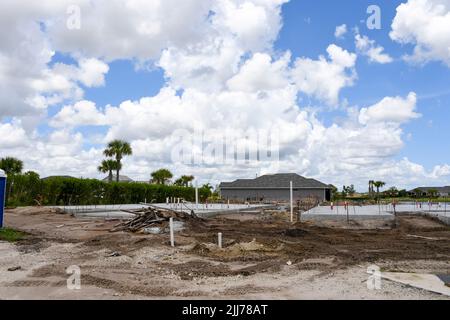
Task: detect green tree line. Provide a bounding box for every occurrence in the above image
[5,175,212,207]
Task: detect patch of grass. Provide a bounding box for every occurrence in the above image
[0,228,26,242]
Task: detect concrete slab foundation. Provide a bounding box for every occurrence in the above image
[301,204,450,225]
[49,203,273,219]
[48,204,146,219]
[301,205,394,222]
[381,272,450,297]
[150,203,274,218]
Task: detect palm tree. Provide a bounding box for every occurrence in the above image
[103,140,132,182]
[174,175,195,187]
[98,160,121,183]
[0,157,23,176]
[0,157,24,204]
[151,169,173,185]
[373,181,386,200]
[368,180,375,197]
[201,183,214,198]
[202,183,214,192]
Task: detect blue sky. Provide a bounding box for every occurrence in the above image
[1,0,449,189]
[61,0,450,172]
[277,0,450,170]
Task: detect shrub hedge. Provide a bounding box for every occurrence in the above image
[5,175,211,207]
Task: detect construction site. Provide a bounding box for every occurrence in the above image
[1,198,449,300]
[2,0,450,309]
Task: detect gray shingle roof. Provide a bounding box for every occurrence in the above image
[102,174,134,182]
[220,173,330,189]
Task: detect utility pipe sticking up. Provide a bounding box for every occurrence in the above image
[169,218,175,247]
[290,181,293,223]
[218,233,223,249]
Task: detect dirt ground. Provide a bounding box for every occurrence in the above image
[0,207,449,300]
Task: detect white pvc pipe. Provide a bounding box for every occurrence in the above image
[0,170,5,229]
[218,232,223,249]
[290,181,293,223]
[169,218,175,247]
[195,186,199,207]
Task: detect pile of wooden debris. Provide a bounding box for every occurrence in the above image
[110,206,198,233]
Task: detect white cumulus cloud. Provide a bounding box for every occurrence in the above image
[291,44,357,106]
[390,0,450,66]
[359,92,421,125]
[355,33,393,64]
[335,24,347,38]
[227,52,291,92]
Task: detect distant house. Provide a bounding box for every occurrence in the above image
[219,173,331,202]
[135,180,151,184]
[102,174,134,183]
[408,186,450,198]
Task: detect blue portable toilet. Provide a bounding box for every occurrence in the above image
[0,169,6,228]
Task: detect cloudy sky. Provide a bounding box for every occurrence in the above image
[1,0,449,191]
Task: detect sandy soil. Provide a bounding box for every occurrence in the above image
[0,207,449,300]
